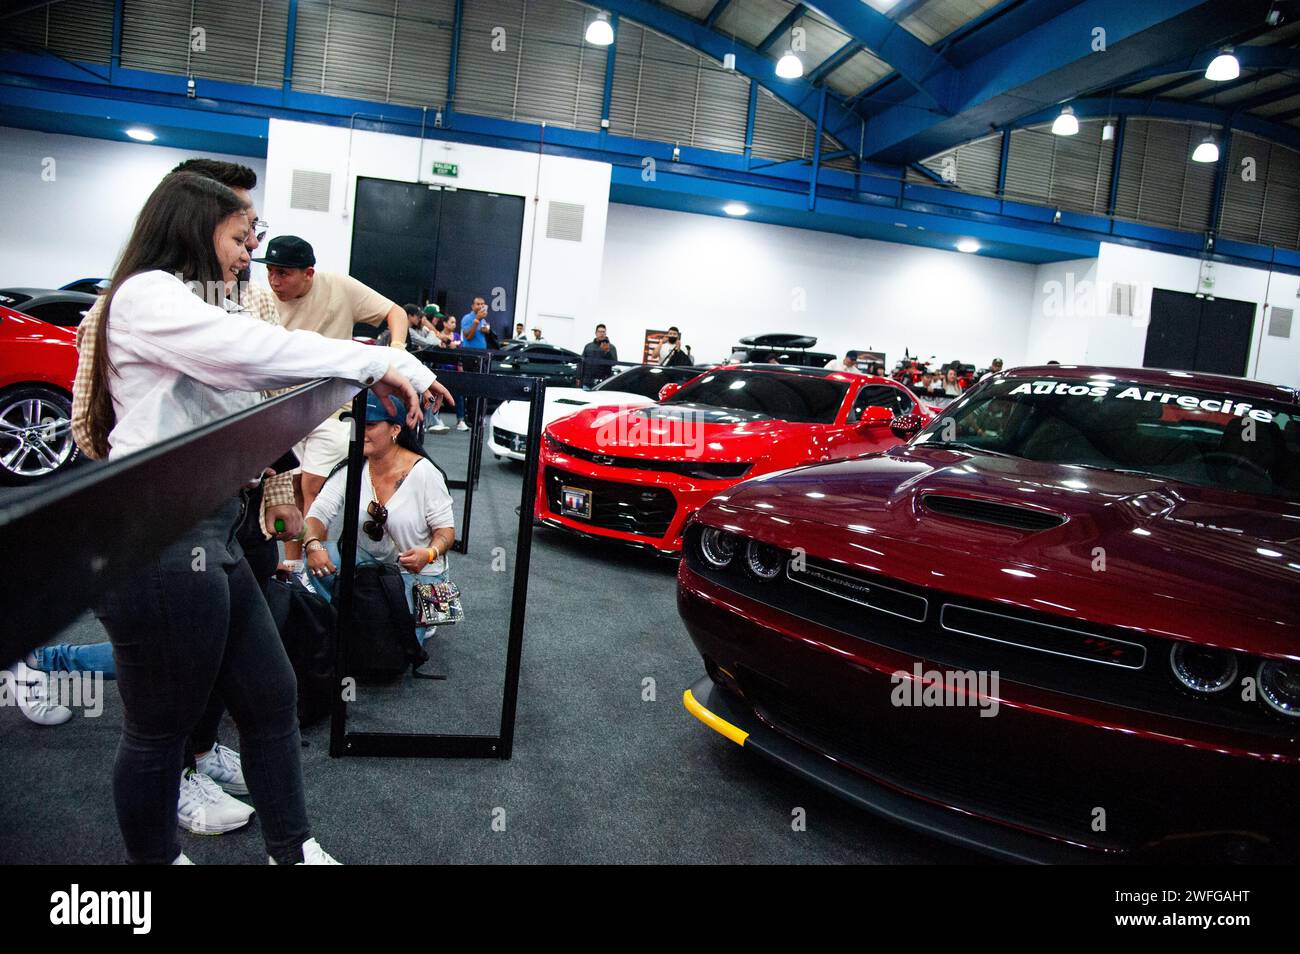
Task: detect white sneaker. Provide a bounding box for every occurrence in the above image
[3,661,73,726]
[195,743,248,795]
[172,852,195,865]
[177,769,254,834]
[455,421,469,432]
[429,419,450,434]
[268,837,342,865]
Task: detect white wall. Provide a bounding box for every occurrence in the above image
[1025,257,1097,365]
[0,127,266,289]
[596,203,1037,369]
[260,119,611,353]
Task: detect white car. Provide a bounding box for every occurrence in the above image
[487,364,706,461]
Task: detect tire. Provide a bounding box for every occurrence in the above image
[0,385,82,485]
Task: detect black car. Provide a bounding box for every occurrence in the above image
[730,333,834,368]
[59,278,110,296]
[0,288,97,328]
[490,343,582,387]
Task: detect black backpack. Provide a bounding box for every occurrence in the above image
[348,563,427,682]
[264,575,338,728]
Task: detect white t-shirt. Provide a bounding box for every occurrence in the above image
[308,456,455,575]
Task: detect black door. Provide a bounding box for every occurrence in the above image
[432,189,525,340]
[349,179,525,332]
[1144,289,1255,377]
[349,178,441,306]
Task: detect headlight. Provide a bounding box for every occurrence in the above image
[744,539,784,579]
[699,528,739,568]
[1258,660,1300,718]
[1169,643,1237,694]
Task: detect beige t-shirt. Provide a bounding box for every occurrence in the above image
[275,271,395,340]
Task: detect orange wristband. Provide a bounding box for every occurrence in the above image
[427,547,436,565]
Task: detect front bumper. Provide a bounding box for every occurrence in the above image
[678,561,1298,863]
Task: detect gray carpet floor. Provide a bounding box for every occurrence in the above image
[0,429,980,864]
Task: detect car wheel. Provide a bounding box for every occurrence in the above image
[0,385,81,485]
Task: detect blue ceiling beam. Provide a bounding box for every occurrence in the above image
[885,0,930,21]
[801,0,957,112]
[860,0,1262,162]
[1185,70,1279,102]
[1223,80,1300,114]
[703,0,732,29]
[757,5,806,55]
[1013,95,1300,152]
[1105,46,1300,97]
[807,40,860,86]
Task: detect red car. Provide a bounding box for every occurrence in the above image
[0,306,81,484]
[679,365,1300,862]
[536,364,933,555]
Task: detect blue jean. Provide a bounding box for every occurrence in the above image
[32,642,116,676]
[308,541,446,644]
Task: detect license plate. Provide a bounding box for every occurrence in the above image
[561,485,592,519]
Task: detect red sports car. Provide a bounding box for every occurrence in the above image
[679,365,1300,862]
[0,306,81,484]
[536,364,933,555]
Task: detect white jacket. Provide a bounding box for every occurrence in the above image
[103,270,435,460]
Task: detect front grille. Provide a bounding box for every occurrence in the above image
[549,437,750,480]
[545,467,677,537]
[492,427,528,454]
[921,494,1067,531]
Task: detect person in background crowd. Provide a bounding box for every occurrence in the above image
[77,171,445,865]
[927,371,945,396]
[825,350,861,373]
[460,296,490,350]
[259,236,419,567]
[514,322,526,340]
[979,357,1004,382]
[658,327,690,367]
[304,393,455,668]
[383,303,439,350]
[55,157,295,837]
[531,327,546,342]
[580,323,618,386]
[943,367,963,396]
[651,326,680,363]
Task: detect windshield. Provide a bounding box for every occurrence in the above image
[663,369,848,424]
[595,365,693,398]
[917,377,1300,499]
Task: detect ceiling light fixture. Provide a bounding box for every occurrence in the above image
[1051,105,1078,136]
[1192,136,1220,163]
[723,203,749,216]
[125,128,157,142]
[585,11,614,46]
[956,238,980,253]
[776,50,803,79]
[1205,47,1240,82]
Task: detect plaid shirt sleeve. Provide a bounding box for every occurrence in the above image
[241,283,301,538]
[71,297,105,459]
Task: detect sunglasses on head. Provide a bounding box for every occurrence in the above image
[251,218,270,242]
[363,499,388,542]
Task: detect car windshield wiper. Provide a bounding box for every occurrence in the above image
[917,440,1020,459]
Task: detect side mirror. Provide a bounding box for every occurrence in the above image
[858,405,894,428]
[889,413,926,440]
[658,382,681,402]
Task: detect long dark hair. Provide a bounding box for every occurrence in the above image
[323,421,448,487]
[87,172,247,458]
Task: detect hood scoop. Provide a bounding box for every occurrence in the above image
[921,494,1067,532]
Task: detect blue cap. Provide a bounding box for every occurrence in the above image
[343,392,407,425]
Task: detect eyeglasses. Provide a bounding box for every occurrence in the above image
[363,499,388,542]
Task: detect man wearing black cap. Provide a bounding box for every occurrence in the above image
[825,350,863,374]
[255,235,416,557]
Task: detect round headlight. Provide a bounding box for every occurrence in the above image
[744,539,784,580]
[1258,660,1300,718]
[699,528,739,569]
[1169,643,1238,694]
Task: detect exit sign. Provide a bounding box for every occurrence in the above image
[430,161,459,178]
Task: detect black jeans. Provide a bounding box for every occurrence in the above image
[94,499,310,865]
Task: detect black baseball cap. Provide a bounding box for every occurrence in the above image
[253,235,315,268]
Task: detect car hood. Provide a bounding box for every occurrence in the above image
[708,444,1300,653]
[547,402,808,463]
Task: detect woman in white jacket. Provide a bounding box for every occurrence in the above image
[83,171,448,865]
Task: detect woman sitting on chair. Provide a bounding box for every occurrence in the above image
[303,393,455,651]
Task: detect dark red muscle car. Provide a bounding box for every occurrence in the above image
[679,365,1300,862]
